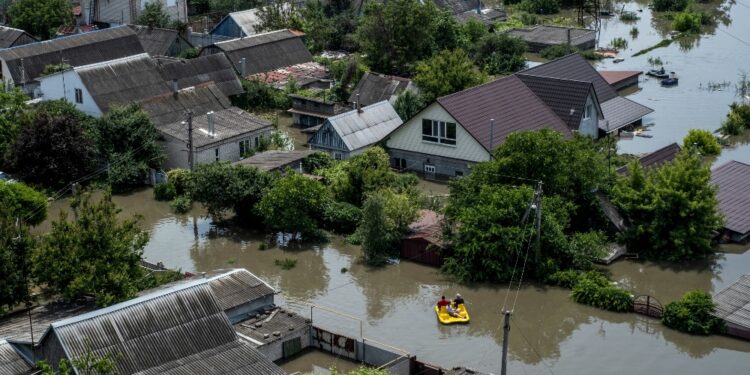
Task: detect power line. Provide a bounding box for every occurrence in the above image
[514,323,556,375]
[715,27,750,48]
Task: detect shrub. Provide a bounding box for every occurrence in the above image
[302,152,334,174]
[322,200,362,234]
[178,47,200,59]
[683,129,721,156]
[672,12,702,33]
[153,183,176,201]
[546,270,580,288]
[570,271,633,312]
[518,0,561,15]
[578,50,603,60]
[0,180,48,225]
[652,0,689,12]
[275,258,297,270]
[170,196,192,214]
[166,168,193,196]
[610,37,628,50]
[630,27,639,39]
[719,103,750,136]
[662,290,725,335]
[540,43,578,60]
[620,11,640,21]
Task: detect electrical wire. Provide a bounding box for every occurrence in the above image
[514,323,556,375]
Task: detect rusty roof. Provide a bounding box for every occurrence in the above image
[711,160,750,235]
[598,70,642,86]
[404,209,444,246]
[437,75,572,150]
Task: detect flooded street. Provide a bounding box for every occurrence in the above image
[43,189,750,374]
[594,0,750,165]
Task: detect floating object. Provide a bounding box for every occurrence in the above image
[614,58,625,63]
[620,131,635,139]
[646,67,668,79]
[435,304,470,324]
[635,133,654,138]
[661,72,678,86]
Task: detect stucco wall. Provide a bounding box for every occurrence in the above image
[161,127,272,170]
[578,93,600,137]
[389,148,476,179]
[37,71,102,117]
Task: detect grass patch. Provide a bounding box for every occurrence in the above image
[632,39,673,57]
[275,258,297,270]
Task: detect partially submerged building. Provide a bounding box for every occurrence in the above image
[599,70,643,91]
[309,100,403,160]
[713,274,750,340]
[616,142,681,175]
[433,0,507,25]
[288,94,348,128]
[711,160,750,242]
[508,25,596,52]
[401,210,445,267]
[234,149,319,172]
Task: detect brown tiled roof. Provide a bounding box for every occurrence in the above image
[520,53,618,102]
[516,74,595,130]
[437,75,571,150]
[711,160,750,235]
[616,142,681,175]
[405,209,444,246]
[598,70,642,86]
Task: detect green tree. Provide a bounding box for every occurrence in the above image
[414,49,487,103]
[662,290,725,335]
[92,104,165,190]
[0,180,48,225]
[190,162,277,221]
[683,129,721,156]
[540,43,578,60]
[460,18,489,45]
[11,100,96,189]
[37,342,118,375]
[672,11,702,33]
[0,88,29,169]
[257,172,329,240]
[8,0,71,40]
[299,0,358,53]
[355,0,446,75]
[32,191,148,307]
[612,151,723,261]
[719,102,750,136]
[358,189,417,265]
[255,2,303,32]
[471,33,527,75]
[136,2,170,27]
[393,90,425,121]
[0,217,34,314]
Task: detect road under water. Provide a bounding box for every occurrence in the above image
[42,189,750,374]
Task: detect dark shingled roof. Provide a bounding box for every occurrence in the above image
[617,142,681,175]
[139,82,231,127]
[213,29,312,76]
[713,274,750,333]
[520,53,618,102]
[158,106,272,148]
[0,340,32,375]
[517,74,596,130]
[0,26,144,84]
[711,160,750,235]
[437,75,571,150]
[156,53,244,97]
[129,25,192,57]
[76,53,171,113]
[0,26,36,49]
[349,72,412,107]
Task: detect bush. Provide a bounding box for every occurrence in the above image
[578,50,603,60]
[683,129,721,155]
[518,0,561,15]
[302,152,334,174]
[178,47,200,59]
[540,43,578,60]
[620,11,640,21]
[166,168,193,196]
[672,12,702,33]
[275,258,298,270]
[471,34,527,75]
[0,181,48,225]
[570,271,633,312]
[652,0,688,12]
[170,196,192,214]
[662,290,725,335]
[546,270,580,288]
[610,37,628,50]
[322,201,362,234]
[719,103,750,136]
[153,183,176,201]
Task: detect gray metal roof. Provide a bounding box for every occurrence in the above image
[207,269,276,312]
[508,25,596,48]
[157,106,272,148]
[0,26,144,84]
[224,8,263,36]
[75,53,171,113]
[324,100,403,152]
[349,72,413,107]
[129,25,191,57]
[713,274,750,329]
[213,30,312,76]
[0,339,32,375]
[599,96,654,132]
[0,302,95,343]
[156,53,244,97]
[138,82,231,127]
[0,26,36,49]
[234,150,318,171]
[711,160,750,235]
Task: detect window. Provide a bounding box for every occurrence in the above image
[424,165,436,173]
[239,140,251,157]
[392,158,407,170]
[74,88,83,104]
[422,119,456,145]
[333,152,342,160]
[254,136,259,148]
[455,170,464,177]
[584,103,594,119]
[215,148,219,161]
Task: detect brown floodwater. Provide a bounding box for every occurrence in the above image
[41,188,750,374]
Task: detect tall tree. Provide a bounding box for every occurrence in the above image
[0,217,34,314]
[471,33,528,75]
[136,2,170,28]
[414,49,487,103]
[92,104,165,190]
[0,181,48,225]
[32,191,148,307]
[190,162,277,221]
[612,150,723,261]
[8,0,71,40]
[0,88,29,169]
[257,172,330,240]
[12,101,96,189]
[393,90,425,121]
[255,2,303,32]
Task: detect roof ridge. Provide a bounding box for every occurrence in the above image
[215,29,294,46]
[437,75,518,103]
[516,72,596,86]
[74,52,151,72]
[0,25,132,53]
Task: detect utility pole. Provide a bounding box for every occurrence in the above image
[187,110,194,171]
[535,181,542,257]
[501,310,511,375]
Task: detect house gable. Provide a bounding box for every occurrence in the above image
[309,121,348,152]
[386,102,490,163]
[578,87,603,137]
[37,70,102,117]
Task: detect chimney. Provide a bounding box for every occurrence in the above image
[477,0,481,15]
[356,93,362,113]
[207,111,215,138]
[171,79,178,94]
[240,58,247,77]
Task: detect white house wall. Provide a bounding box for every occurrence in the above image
[386,102,490,163]
[578,93,600,138]
[37,71,102,117]
[162,127,273,170]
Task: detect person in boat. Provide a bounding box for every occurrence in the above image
[453,293,465,306]
[437,295,450,309]
[446,303,461,317]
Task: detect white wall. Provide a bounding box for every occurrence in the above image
[37,71,103,117]
[386,102,490,163]
[162,127,273,170]
[578,94,600,138]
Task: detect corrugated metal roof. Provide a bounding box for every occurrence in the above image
[616,143,681,175]
[325,100,403,151]
[517,74,596,130]
[0,302,95,343]
[157,106,272,148]
[599,96,654,131]
[0,339,32,375]
[129,25,190,57]
[520,53,618,102]
[234,150,318,171]
[437,75,572,150]
[0,26,144,84]
[713,274,750,329]
[508,26,596,48]
[0,26,35,49]
[207,269,276,312]
[138,82,231,127]
[214,30,312,76]
[349,72,412,107]
[156,53,244,97]
[711,160,750,235]
[226,8,263,36]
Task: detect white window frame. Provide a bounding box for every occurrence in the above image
[422,119,456,145]
[74,88,83,104]
[584,103,594,120]
[424,165,436,174]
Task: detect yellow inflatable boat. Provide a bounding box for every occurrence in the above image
[435,304,470,324]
